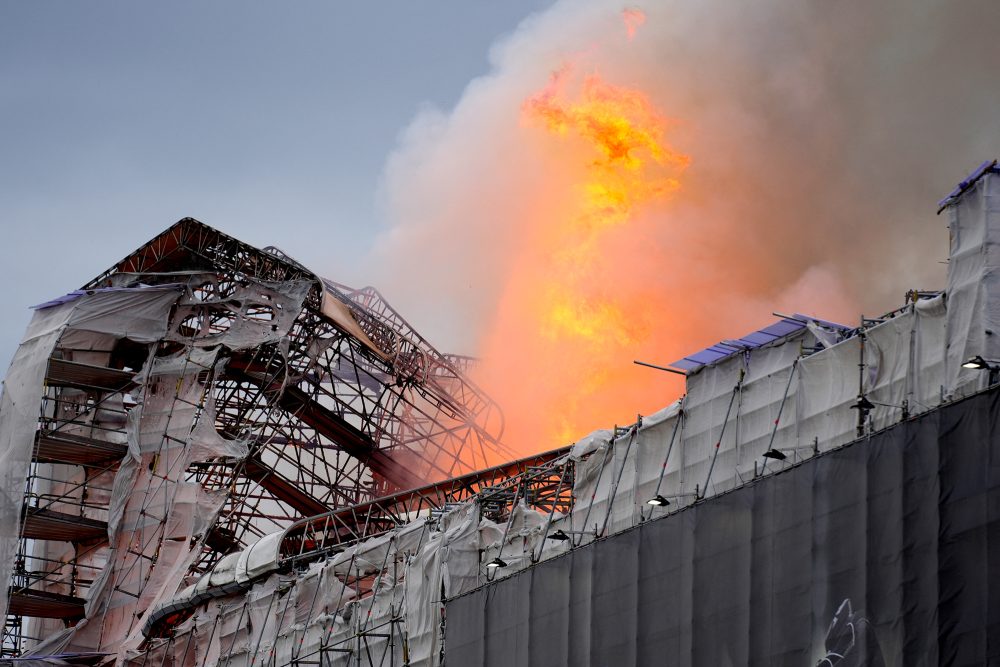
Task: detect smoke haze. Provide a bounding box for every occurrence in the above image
[370,0,1000,454]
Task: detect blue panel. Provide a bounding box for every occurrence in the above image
[739,332,779,346]
[937,159,998,209]
[686,350,727,364]
[758,321,800,337]
[667,314,850,374]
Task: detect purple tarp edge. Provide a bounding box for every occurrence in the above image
[936,159,998,209]
[739,331,779,346]
[792,313,852,331]
[668,313,851,373]
[31,284,185,310]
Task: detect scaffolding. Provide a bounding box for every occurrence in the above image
[1,219,515,657]
[135,442,577,666]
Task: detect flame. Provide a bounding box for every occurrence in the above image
[622,8,646,41]
[474,65,689,450]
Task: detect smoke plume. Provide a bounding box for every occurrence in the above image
[369,0,1000,454]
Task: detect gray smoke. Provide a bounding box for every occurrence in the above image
[369,0,1000,357]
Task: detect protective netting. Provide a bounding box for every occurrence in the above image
[447,387,1000,666]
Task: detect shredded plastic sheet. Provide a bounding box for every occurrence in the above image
[145,522,433,666]
[0,285,184,633]
[7,276,312,660]
[74,347,227,652]
[167,279,313,350]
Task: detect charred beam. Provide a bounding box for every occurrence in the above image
[281,446,570,556]
[242,457,332,518]
[226,357,425,491]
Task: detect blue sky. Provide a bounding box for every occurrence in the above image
[0,1,553,369]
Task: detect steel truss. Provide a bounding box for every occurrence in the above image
[139,445,575,648]
[5,218,519,655]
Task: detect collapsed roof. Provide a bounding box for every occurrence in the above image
[0,218,537,652]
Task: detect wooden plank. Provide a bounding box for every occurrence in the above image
[34,431,127,467]
[46,359,134,392]
[7,588,86,620]
[22,508,108,543]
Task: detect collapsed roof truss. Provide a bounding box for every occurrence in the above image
[5,218,514,652]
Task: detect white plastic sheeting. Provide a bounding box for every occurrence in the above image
[944,170,1000,398]
[0,285,183,626]
[71,347,228,652]
[622,302,946,519]
[145,502,514,666]
[8,276,311,661]
[142,522,428,666]
[166,279,313,351]
[108,278,308,660]
[864,300,947,428]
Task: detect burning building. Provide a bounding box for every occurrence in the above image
[1,161,999,665]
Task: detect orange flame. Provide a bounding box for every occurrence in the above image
[475,65,689,451]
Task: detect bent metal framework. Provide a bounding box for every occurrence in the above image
[1,161,998,665]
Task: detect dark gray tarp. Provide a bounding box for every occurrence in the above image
[445,387,1000,666]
